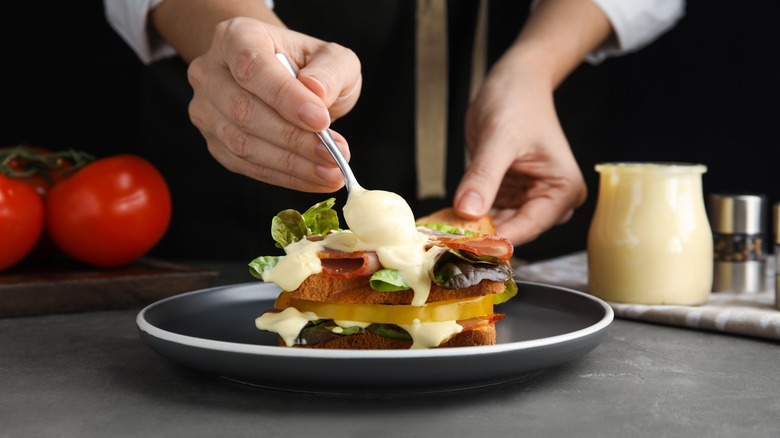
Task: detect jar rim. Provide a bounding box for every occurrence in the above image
[595,162,707,174]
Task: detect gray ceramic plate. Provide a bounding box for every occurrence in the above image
[137,281,613,394]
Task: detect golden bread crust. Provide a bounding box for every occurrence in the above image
[289,274,505,304]
[415,207,496,235]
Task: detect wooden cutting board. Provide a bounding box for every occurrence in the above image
[0,258,218,317]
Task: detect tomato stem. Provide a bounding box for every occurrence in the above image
[0,145,95,182]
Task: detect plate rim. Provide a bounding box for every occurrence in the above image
[136,280,614,359]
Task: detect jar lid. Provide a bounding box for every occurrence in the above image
[595,162,707,175]
[708,193,766,234]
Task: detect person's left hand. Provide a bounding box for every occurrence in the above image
[453,56,587,245]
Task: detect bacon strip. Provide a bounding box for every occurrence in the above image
[314,231,512,279]
[427,234,514,261]
[457,313,506,331]
[318,249,382,278]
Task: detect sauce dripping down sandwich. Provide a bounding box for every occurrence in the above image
[249,185,517,349]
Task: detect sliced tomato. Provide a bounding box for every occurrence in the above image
[274,292,494,325]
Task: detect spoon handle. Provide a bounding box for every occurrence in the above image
[275,53,358,191]
[315,129,358,188]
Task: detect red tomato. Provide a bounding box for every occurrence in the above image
[45,154,172,267]
[0,174,45,271]
[1,145,88,261]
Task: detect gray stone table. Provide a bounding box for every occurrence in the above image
[1,259,779,438]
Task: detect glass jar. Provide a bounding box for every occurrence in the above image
[587,162,713,305]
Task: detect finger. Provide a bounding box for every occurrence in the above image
[313,129,351,163]
[296,44,362,119]
[190,54,348,173]
[206,108,347,189]
[214,20,332,132]
[453,143,509,220]
[205,129,346,192]
[493,199,575,245]
[189,70,344,190]
[492,173,585,245]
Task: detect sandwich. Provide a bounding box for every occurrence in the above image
[248,187,517,349]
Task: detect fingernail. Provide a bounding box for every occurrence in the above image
[307,75,328,96]
[459,191,484,216]
[315,165,343,184]
[314,143,331,161]
[298,102,329,130]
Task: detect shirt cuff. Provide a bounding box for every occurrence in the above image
[586,0,685,64]
[104,0,276,65]
[528,0,685,65]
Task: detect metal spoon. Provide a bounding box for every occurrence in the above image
[275,53,359,192]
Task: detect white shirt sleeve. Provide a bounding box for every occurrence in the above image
[104,0,275,65]
[529,0,685,65]
[587,0,685,64]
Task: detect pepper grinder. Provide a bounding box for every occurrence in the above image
[708,193,767,293]
[774,202,779,309]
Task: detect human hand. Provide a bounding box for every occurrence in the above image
[453,59,587,246]
[187,17,362,192]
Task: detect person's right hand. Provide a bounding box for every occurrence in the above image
[187,17,363,192]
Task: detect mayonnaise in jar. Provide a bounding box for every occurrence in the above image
[587,162,713,305]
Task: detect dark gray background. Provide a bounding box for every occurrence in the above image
[3,1,777,263]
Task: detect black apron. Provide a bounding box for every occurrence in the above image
[139,0,532,260]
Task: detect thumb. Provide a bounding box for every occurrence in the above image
[271,53,332,132]
[297,49,362,120]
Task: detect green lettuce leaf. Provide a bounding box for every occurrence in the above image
[301,198,340,236]
[417,223,475,236]
[494,279,518,305]
[369,269,410,291]
[269,198,340,248]
[271,210,308,248]
[248,256,280,279]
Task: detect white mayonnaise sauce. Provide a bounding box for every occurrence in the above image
[255,307,319,347]
[259,184,463,348]
[398,319,463,349]
[261,238,325,291]
[587,163,712,305]
[263,183,438,305]
[342,184,434,306]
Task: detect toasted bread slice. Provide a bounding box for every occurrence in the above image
[283,320,496,349]
[289,274,505,304]
[416,207,496,235]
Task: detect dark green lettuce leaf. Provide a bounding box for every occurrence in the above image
[443,247,504,265]
[297,320,364,345]
[430,250,513,289]
[366,323,412,341]
[294,321,413,346]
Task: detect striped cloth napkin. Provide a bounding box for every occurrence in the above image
[515,251,780,341]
